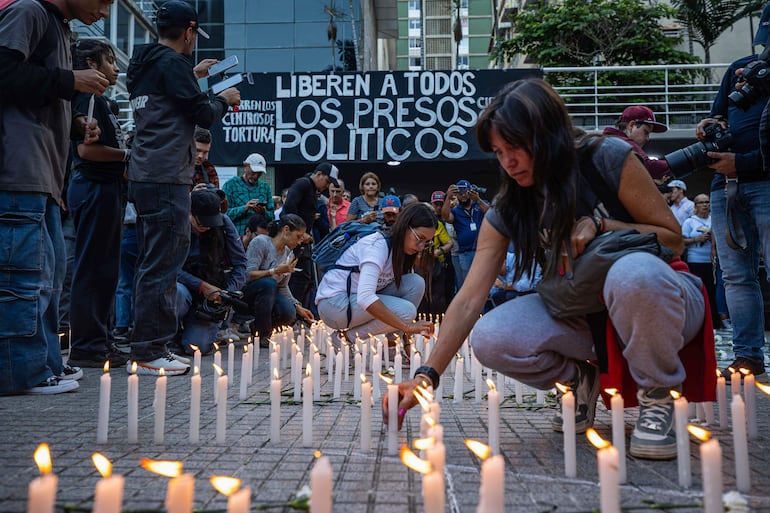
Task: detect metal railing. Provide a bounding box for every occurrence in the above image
[543,63,730,133]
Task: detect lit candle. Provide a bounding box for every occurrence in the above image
[741,369,757,439]
[26,444,57,513]
[227,341,235,387]
[153,368,167,444]
[394,350,403,383]
[382,373,399,455]
[252,338,259,375]
[190,344,201,373]
[97,361,111,444]
[605,389,626,484]
[190,366,201,443]
[671,390,691,488]
[213,343,222,403]
[466,440,504,513]
[91,453,124,513]
[487,379,500,455]
[127,362,138,443]
[717,370,727,429]
[140,458,190,513]
[215,363,228,444]
[310,452,333,513]
[239,346,249,401]
[454,355,463,403]
[211,476,251,513]
[556,382,576,478]
[303,364,313,447]
[333,350,343,399]
[586,429,620,513]
[361,374,371,452]
[400,446,443,513]
[496,371,505,405]
[343,342,350,382]
[271,367,281,444]
[474,356,483,404]
[688,425,722,513]
[731,393,751,493]
[730,367,741,395]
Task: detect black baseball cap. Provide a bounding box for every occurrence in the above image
[156,1,210,39]
[191,189,223,227]
[315,162,340,187]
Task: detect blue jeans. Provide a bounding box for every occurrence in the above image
[128,182,191,361]
[711,180,770,361]
[456,250,476,288]
[115,224,137,329]
[176,283,219,354]
[242,277,296,338]
[0,192,64,393]
[58,214,75,332]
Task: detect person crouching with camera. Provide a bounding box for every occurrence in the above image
[242,214,315,347]
[176,189,248,355]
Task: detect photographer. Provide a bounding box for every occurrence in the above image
[441,179,489,287]
[176,189,247,355]
[603,105,673,183]
[695,2,770,374]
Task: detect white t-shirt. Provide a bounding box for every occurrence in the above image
[671,197,694,226]
[315,232,394,310]
[681,215,712,264]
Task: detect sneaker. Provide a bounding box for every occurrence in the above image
[112,326,130,342]
[629,387,676,460]
[58,364,83,381]
[168,352,191,365]
[721,356,765,379]
[551,360,600,434]
[216,328,241,343]
[25,376,79,395]
[128,355,190,376]
[69,350,129,369]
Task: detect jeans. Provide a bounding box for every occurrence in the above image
[714,257,729,318]
[176,283,219,354]
[0,192,64,393]
[115,224,137,329]
[242,277,296,339]
[317,273,425,339]
[67,173,122,358]
[456,250,475,288]
[711,180,770,361]
[128,182,191,361]
[58,214,75,332]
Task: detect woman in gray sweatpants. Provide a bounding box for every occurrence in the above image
[385,78,707,462]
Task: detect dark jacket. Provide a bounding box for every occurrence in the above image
[602,126,671,181]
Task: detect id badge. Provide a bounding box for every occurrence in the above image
[470,222,477,231]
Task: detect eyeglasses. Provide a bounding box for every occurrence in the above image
[409,226,431,249]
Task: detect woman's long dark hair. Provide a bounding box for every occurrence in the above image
[267,213,306,238]
[72,39,114,71]
[476,78,578,280]
[389,203,437,288]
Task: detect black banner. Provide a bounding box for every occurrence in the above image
[208,69,541,166]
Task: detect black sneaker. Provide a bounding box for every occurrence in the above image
[69,350,128,369]
[551,360,600,434]
[721,356,765,379]
[112,326,129,342]
[58,364,83,381]
[25,376,79,395]
[629,387,676,460]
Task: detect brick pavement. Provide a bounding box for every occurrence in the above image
[1,327,770,513]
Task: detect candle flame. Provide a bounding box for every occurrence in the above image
[213,342,220,352]
[554,382,570,394]
[159,368,165,377]
[103,361,110,373]
[486,378,496,391]
[739,367,752,376]
[456,354,463,361]
[586,428,611,450]
[727,366,736,375]
[400,446,432,474]
[314,450,322,458]
[193,365,200,376]
[33,443,52,475]
[139,458,183,477]
[465,439,491,460]
[190,344,199,352]
[213,363,224,376]
[716,369,723,378]
[378,372,393,385]
[92,453,112,478]
[424,415,437,427]
[130,361,137,374]
[417,385,434,402]
[687,424,711,442]
[306,363,312,376]
[755,382,770,396]
[273,368,279,380]
[413,436,435,451]
[604,388,618,397]
[244,345,249,355]
[413,387,431,413]
[360,373,367,384]
[670,390,681,400]
[210,476,241,496]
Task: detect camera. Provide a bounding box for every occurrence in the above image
[728,47,770,110]
[193,290,249,323]
[664,123,734,178]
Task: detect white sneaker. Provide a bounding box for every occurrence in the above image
[25,376,80,394]
[127,355,190,376]
[168,352,191,365]
[59,364,83,381]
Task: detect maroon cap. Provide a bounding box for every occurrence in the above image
[620,106,668,133]
[431,191,446,203]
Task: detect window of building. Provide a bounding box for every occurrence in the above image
[457,55,469,69]
[408,0,421,10]
[116,2,131,55]
[408,19,422,30]
[408,38,421,49]
[409,57,422,68]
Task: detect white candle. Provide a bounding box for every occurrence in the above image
[514,380,523,404]
[717,374,727,429]
[672,391,691,488]
[293,351,303,403]
[303,364,313,447]
[190,367,201,443]
[313,350,321,401]
[252,338,259,374]
[214,348,222,403]
[598,445,620,513]
[701,438,723,513]
[388,381,399,455]
[239,348,249,401]
[454,356,463,403]
[327,345,334,387]
[561,386,576,478]
[91,453,124,513]
[333,350,343,399]
[479,454,505,513]
[216,366,228,444]
[153,369,167,444]
[361,375,372,452]
[97,362,111,444]
[496,371,505,405]
[353,352,362,400]
[27,445,57,513]
[270,348,279,376]
[310,454,333,513]
[127,363,138,443]
[190,344,201,373]
[394,352,403,383]
[730,369,741,395]
[731,394,751,493]
[487,380,500,455]
[343,343,350,381]
[474,357,483,404]
[743,372,757,439]
[228,486,251,513]
[227,342,235,387]
[165,474,194,513]
[270,368,281,444]
[608,390,626,484]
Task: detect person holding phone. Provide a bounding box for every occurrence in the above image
[222,152,275,234]
[441,179,489,287]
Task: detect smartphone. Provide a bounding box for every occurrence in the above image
[208,55,238,76]
[211,73,243,95]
